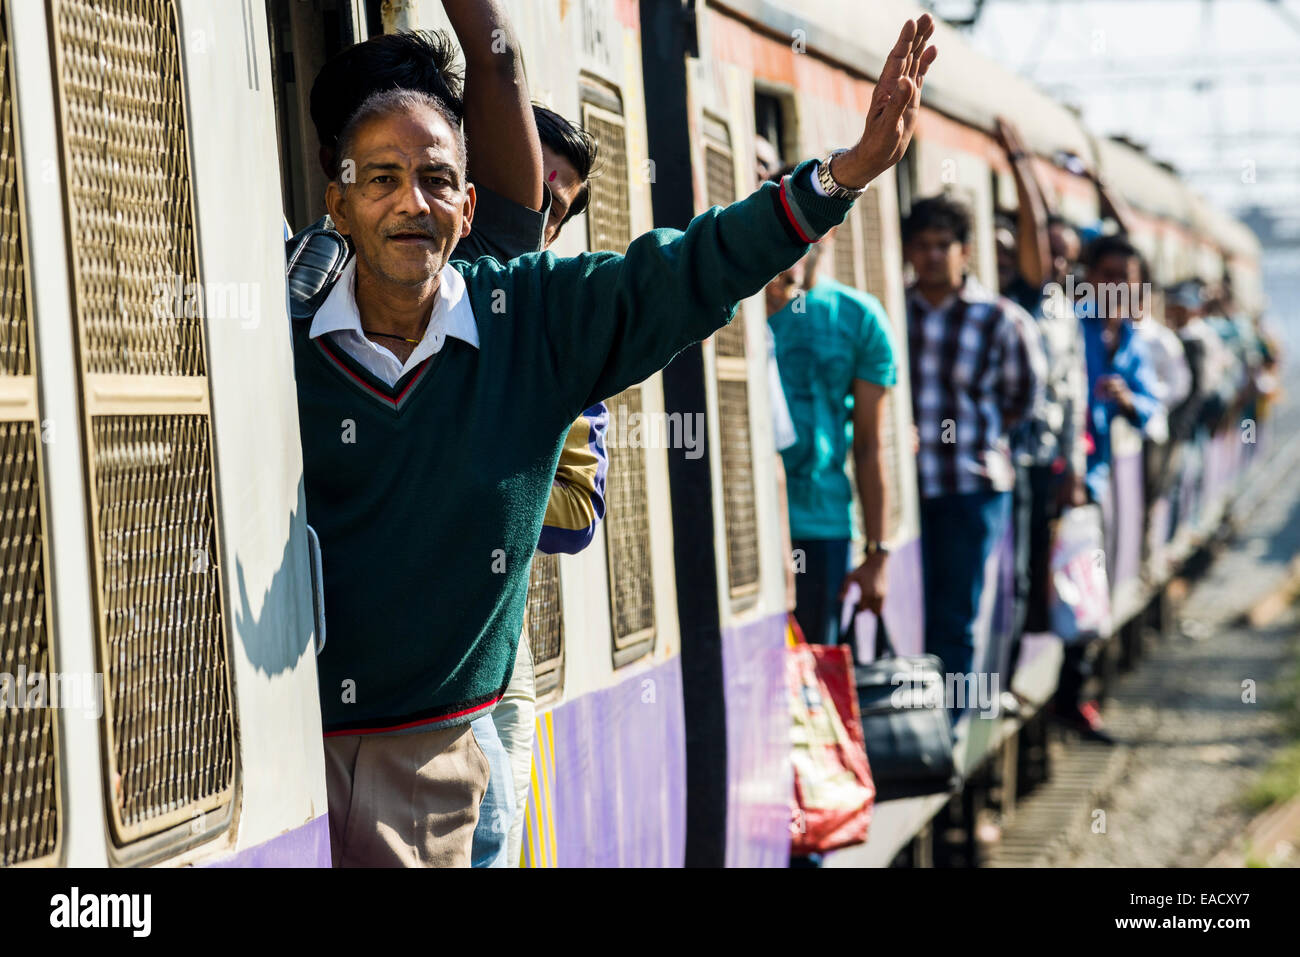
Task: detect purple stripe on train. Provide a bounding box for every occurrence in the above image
[547,658,687,867]
[721,612,791,868]
[205,813,331,867]
[719,539,927,867]
[881,538,926,656]
[1110,451,1145,589]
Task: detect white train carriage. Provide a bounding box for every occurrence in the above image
[2,0,325,866]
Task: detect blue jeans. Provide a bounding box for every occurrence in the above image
[469,714,515,868]
[919,490,1012,689]
[791,538,852,645]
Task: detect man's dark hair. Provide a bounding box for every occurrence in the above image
[311,31,464,178]
[902,194,973,246]
[533,104,599,224]
[334,88,467,187]
[1082,233,1143,272]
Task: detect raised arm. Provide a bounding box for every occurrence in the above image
[996,117,1053,288]
[1092,172,1138,238]
[443,0,544,211]
[523,17,937,414]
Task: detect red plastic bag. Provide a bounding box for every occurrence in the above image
[787,618,875,855]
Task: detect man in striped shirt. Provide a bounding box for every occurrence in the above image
[903,195,1044,708]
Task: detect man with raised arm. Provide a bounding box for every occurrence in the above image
[302,17,937,867]
[296,12,606,867]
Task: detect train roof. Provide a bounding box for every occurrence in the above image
[711,0,1258,261]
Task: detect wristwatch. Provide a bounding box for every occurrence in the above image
[864,539,891,557]
[817,149,868,201]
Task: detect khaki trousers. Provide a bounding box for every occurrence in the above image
[323,724,490,867]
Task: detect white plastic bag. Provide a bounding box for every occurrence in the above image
[1050,505,1112,644]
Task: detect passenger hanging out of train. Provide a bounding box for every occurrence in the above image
[992,119,1089,715]
[1077,236,1165,504]
[288,13,938,867]
[1132,256,1193,558]
[1130,260,1191,444]
[1203,277,1264,427]
[1060,234,1164,742]
[901,194,1045,723]
[763,164,898,645]
[290,3,610,868]
[1162,279,1222,534]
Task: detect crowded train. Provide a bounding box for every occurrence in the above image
[0,0,1276,870]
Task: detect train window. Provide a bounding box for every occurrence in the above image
[0,0,60,868]
[526,553,563,698]
[860,185,889,302]
[265,0,364,231]
[701,119,760,604]
[951,184,990,291]
[717,376,761,603]
[50,0,236,849]
[581,88,656,667]
[362,0,384,40]
[754,89,796,164]
[832,207,862,290]
[704,122,746,359]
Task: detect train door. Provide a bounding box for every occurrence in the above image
[0,0,60,868]
[528,0,689,869]
[901,112,1026,772]
[3,0,325,866]
[265,0,375,231]
[669,0,926,867]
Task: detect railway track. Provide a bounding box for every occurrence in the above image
[986,407,1300,868]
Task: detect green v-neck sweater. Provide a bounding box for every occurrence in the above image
[294,161,853,735]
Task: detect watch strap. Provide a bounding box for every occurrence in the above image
[818,149,867,201]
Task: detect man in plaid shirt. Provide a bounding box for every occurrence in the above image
[903,195,1044,709]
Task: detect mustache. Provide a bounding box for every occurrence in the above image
[382,220,440,240]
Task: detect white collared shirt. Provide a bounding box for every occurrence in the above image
[309,257,479,387]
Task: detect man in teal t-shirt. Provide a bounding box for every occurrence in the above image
[767,241,897,646]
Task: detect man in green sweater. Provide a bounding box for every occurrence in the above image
[304,16,937,866]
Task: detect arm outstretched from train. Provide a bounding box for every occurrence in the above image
[996,117,1053,288]
[495,16,938,415]
[442,0,545,212]
[1091,172,1138,239]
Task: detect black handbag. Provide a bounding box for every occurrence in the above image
[285,215,351,322]
[845,615,957,802]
